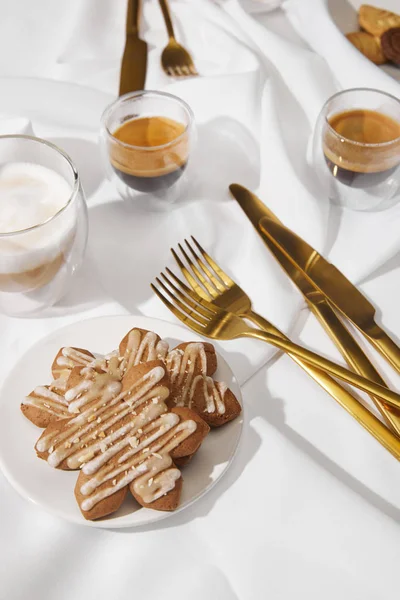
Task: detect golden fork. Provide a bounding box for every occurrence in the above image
[172,237,400,435]
[151,268,400,411]
[158,0,198,77]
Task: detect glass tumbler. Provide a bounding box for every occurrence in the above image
[0,135,88,316]
[100,90,195,208]
[312,88,400,211]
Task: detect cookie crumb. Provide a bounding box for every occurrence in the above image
[152,452,162,459]
[100,442,107,453]
[64,441,72,449]
[87,414,96,423]
[148,477,154,487]
[112,479,117,486]
[96,417,101,423]
[98,431,106,439]
[129,436,139,448]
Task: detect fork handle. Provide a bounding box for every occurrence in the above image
[158,0,176,39]
[246,311,400,460]
[242,327,400,411]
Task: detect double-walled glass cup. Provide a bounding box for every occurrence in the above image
[312,88,400,211]
[100,91,195,208]
[0,135,88,316]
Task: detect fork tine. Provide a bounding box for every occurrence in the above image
[160,272,214,320]
[171,248,214,301]
[175,66,183,77]
[189,65,198,76]
[181,65,190,76]
[184,238,226,293]
[151,282,206,333]
[154,277,208,327]
[191,236,235,287]
[177,242,219,297]
[165,268,220,314]
[166,66,174,77]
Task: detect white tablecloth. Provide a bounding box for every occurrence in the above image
[0,2,399,599]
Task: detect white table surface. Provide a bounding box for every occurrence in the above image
[0,2,399,599]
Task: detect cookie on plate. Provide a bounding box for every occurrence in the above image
[359,4,400,37]
[166,342,241,427]
[35,360,209,520]
[119,328,169,376]
[346,31,387,64]
[381,27,400,65]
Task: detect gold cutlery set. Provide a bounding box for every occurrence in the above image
[119,0,197,95]
[151,186,400,460]
[117,1,400,459]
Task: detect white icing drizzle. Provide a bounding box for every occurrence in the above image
[55,347,93,370]
[36,364,195,509]
[166,343,226,415]
[23,385,69,417]
[120,330,169,374]
[190,376,226,415]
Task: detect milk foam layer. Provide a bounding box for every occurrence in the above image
[0,163,76,275]
[0,162,71,233]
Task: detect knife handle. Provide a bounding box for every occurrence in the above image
[309,301,400,437]
[247,311,400,460]
[158,0,176,39]
[127,0,140,35]
[365,324,400,375]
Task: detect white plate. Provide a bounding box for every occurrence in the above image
[0,315,243,529]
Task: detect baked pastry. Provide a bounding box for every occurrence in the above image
[346,31,387,64]
[119,328,169,376]
[381,27,400,65]
[359,4,400,37]
[166,342,242,427]
[35,360,209,520]
[21,347,96,428]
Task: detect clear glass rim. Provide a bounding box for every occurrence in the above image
[323,87,400,148]
[101,90,195,151]
[0,134,79,238]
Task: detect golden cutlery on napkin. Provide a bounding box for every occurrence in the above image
[158,0,198,77]
[151,265,400,410]
[229,183,400,436]
[119,0,148,95]
[258,216,400,374]
[151,244,400,459]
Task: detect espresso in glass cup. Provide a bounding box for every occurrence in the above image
[101,91,195,206]
[312,88,400,211]
[0,135,88,316]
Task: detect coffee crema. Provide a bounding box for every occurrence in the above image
[109,116,189,193]
[323,109,400,187]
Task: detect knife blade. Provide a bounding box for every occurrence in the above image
[229,183,400,434]
[258,214,400,374]
[119,0,147,96]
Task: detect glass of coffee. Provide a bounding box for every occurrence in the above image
[100,90,195,207]
[0,135,88,316]
[312,88,400,211]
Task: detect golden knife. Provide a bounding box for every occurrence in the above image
[119,0,147,96]
[229,183,400,436]
[258,215,400,376]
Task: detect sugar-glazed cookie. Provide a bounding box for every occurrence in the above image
[166,342,241,427]
[119,328,169,376]
[35,360,209,519]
